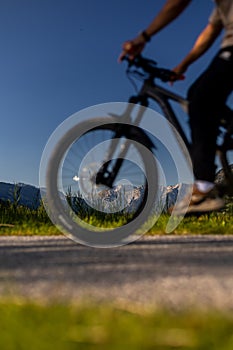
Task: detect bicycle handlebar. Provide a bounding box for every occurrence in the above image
[123,55,181,82]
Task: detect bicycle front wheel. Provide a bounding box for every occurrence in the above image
[45,117,158,247]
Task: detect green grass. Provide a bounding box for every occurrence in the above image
[0,199,232,236]
[0,200,61,235]
[0,222,60,235]
[149,212,233,235]
[0,301,233,350]
[149,200,233,235]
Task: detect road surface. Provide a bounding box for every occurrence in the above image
[0,235,232,310]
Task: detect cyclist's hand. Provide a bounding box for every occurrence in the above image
[168,65,186,86]
[118,36,146,62]
[169,71,185,83]
[170,63,187,83]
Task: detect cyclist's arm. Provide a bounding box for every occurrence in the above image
[144,0,192,37]
[172,22,223,77]
[119,0,191,61]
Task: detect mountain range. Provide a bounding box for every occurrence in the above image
[0,182,41,209]
[0,165,231,213]
[0,181,183,212]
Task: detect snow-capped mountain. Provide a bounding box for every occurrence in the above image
[1,179,225,213]
[0,181,182,212]
[1,164,231,213]
[71,183,188,214]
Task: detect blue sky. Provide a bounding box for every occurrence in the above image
[0,0,231,186]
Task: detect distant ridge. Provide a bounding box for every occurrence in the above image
[1,165,231,212]
[0,182,41,209]
[0,181,182,212]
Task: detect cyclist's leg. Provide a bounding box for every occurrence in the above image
[187,46,233,183]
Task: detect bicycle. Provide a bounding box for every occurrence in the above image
[43,55,233,247]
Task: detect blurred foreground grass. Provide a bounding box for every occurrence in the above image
[0,301,233,350]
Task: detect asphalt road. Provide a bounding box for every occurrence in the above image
[0,235,233,310]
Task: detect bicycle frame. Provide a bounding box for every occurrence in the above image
[96,57,232,192]
[128,78,190,150]
[125,78,233,192]
[96,80,191,188]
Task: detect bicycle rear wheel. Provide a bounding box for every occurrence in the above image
[45,117,158,247]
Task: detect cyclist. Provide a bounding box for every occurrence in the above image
[119,0,233,214]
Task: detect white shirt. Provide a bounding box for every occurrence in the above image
[209,0,233,47]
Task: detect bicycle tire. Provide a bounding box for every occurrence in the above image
[45,117,158,247]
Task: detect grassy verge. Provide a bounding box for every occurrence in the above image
[0,200,61,235]
[0,200,232,236]
[150,212,233,235]
[150,200,233,235]
[0,222,60,235]
[0,301,233,350]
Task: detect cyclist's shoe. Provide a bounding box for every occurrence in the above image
[169,185,225,216]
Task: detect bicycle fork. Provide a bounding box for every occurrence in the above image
[95,136,132,188]
[95,103,155,188]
